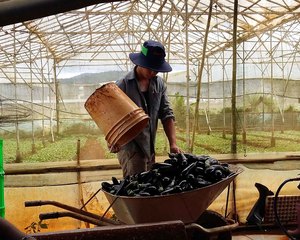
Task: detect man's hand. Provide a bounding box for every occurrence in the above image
[170,144,182,154]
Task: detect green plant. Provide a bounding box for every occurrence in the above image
[285,105,296,112]
[171,92,186,128]
[24,220,48,234]
[2,127,300,163]
[61,122,101,135]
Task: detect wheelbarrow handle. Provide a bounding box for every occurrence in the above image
[25,200,120,226]
[39,211,115,226]
[25,201,44,207]
[185,221,239,235]
[39,212,60,220]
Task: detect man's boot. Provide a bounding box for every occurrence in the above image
[288,202,300,239]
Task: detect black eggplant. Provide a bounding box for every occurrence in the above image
[196,155,210,162]
[204,157,220,168]
[168,152,177,159]
[112,176,119,185]
[162,176,171,184]
[124,180,138,191]
[138,191,151,197]
[186,173,195,183]
[197,179,212,188]
[183,153,198,163]
[138,183,152,190]
[194,166,204,174]
[102,153,233,197]
[205,165,228,182]
[180,162,197,177]
[166,177,176,188]
[161,185,182,195]
[137,171,153,182]
[126,189,135,196]
[195,160,205,168]
[101,182,113,192]
[151,162,172,170]
[164,157,179,167]
[178,179,190,191]
[143,185,159,195]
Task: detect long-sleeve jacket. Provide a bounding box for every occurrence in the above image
[116,68,174,160]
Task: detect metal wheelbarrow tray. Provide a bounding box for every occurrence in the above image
[24,165,243,240]
[103,165,243,225]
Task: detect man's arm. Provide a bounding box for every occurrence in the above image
[162,117,181,153]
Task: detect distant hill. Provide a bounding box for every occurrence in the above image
[59,71,127,84]
[58,70,191,85]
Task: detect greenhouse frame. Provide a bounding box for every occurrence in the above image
[0,0,299,239]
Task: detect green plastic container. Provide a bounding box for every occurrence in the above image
[0,139,5,218]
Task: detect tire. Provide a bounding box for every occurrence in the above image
[188,210,232,240]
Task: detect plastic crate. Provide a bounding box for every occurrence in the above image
[264,195,300,224]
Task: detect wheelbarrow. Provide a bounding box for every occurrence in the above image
[25,165,243,240]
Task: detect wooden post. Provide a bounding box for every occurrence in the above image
[76,139,89,228]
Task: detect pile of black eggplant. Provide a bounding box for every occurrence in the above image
[101,153,232,197]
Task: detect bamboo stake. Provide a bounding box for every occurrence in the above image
[53,61,60,135]
[185,0,191,151]
[14,24,21,163]
[231,0,238,154]
[76,139,90,228]
[191,0,213,152]
[30,35,36,153]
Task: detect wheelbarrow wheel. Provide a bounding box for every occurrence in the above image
[189,210,232,240]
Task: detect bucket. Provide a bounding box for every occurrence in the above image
[84,83,149,147]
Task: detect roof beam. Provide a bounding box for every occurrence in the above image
[0,0,126,27]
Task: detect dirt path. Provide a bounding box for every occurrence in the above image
[78,137,106,160]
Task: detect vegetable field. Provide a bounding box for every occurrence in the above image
[2,129,300,164]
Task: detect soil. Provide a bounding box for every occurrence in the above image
[78,137,106,160]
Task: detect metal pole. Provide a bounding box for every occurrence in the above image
[231,0,238,154]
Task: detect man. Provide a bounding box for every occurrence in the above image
[113,40,181,177]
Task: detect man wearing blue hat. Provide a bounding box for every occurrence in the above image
[114,40,181,177]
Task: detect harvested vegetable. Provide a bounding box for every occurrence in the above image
[101,153,232,197]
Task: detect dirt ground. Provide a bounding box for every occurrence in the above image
[78,137,106,160]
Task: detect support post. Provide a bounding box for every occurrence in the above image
[191,0,213,152]
[231,0,238,154]
[0,139,5,218]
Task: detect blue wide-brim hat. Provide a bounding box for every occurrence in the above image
[129,40,172,73]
